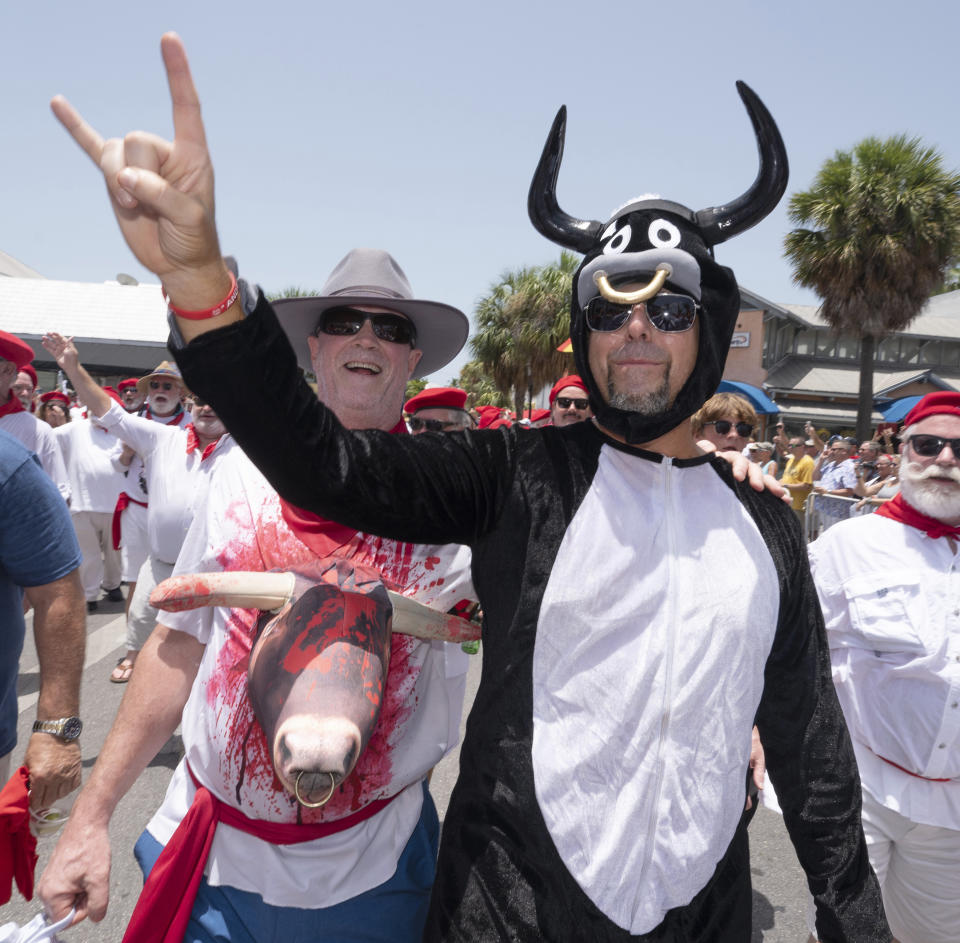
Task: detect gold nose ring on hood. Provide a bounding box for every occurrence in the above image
[295,770,337,808]
[592,263,673,305]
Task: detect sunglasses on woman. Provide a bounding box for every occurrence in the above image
[316,307,416,346]
[706,420,754,438]
[584,293,699,334]
[906,434,960,458]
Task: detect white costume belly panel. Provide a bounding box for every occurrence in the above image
[532,447,779,934]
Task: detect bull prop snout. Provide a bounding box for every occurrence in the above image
[150,572,479,809]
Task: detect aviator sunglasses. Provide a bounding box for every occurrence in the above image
[316,307,417,346]
[906,434,960,458]
[584,292,699,334]
[706,420,754,438]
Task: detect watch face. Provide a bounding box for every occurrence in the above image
[61,717,83,740]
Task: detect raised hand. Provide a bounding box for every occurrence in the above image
[50,32,230,309]
[41,332,79,373]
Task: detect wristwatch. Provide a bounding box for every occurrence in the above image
[32,717,83,741]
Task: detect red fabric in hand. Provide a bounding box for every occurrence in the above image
[0,766,38,904]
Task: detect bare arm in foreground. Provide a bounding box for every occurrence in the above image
[37,625,203,925]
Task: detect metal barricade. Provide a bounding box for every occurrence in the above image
[803,492,880,542]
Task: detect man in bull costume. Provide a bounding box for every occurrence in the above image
[44,35,889,942]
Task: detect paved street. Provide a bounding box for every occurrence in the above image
[6,594,811,940]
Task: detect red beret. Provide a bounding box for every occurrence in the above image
[549,375,588,406]
[117,378,140,392]
[102,386,124,406]
[19,364,37,388]
[489,417,512,429]
[0,331,35,369]
[40,390,70,407]
[404,386,468,414]
[903,392,960,427]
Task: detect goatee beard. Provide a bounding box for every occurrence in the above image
[607,365,672,416]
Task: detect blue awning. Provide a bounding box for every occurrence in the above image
[878,395,922,423]
[716,380,779,415]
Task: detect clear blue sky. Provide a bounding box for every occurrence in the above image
[4,0,959,381]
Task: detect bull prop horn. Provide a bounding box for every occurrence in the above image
[150,572,481,643]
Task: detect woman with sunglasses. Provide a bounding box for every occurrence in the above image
[691,392,758,455]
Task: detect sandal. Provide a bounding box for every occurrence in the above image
[109,658,134,683]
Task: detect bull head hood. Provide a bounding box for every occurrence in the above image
[528,81,788,445]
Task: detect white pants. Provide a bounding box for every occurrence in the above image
[859,784,960,943]
[71,510,122,601]
[118,501,150,583]
[125,555,174,652]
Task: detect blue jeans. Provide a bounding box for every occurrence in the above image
[133,783,439,943]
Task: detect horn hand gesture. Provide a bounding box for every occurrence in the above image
[51,32,232,312]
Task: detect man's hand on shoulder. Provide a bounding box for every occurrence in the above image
[702,442,789,502]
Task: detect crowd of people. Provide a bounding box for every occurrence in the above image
[3,29,959,943]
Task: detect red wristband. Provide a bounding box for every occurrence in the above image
[164,271,239,321]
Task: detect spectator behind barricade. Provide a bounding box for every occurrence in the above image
[38,392,71,429]
[691,392,757,454]
[12,365,38,412]
[852,453,899,509]
[404,386,474,434]
[752,442,778,477]
[52,385,127,612]
[780,437,815,520]
[0,332,71,504]
[804,422,824,458]
[813,437,857,497]
[548,375,592,427]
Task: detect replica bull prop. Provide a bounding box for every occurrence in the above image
[151,564,479,807]
[528,80,788,445]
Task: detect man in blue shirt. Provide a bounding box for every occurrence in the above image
[0,429,85,810]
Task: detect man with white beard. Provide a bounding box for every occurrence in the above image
[808,391,960,943]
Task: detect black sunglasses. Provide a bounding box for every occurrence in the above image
[707,420,754,437]
[584,292,699,334]
[317,307,416,346]
[409,417,448,433]
[556,397,589,410]
[906,434,960,458]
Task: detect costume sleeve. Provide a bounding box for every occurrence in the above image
[743,490,889,942]
[171,292,514,547]
[0,450,81,587]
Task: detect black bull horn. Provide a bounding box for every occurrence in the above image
[528,80,788,251]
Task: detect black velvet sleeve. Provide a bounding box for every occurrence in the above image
[727,472,890,943]
[171,291,512,548]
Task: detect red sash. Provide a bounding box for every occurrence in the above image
[112,492,149,550]
[279,418,407,558]
[0,393,25,419]
[874,492,960,540]
[122,764,399,943]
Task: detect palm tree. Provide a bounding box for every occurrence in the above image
[784,135,960,440]
[471,252,578,416]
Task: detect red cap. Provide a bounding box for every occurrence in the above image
[102,386,124,406]
[0,331,35,369]
[489,417,512,429]
[903,392,960,427]
[404,386,468,414]
[18,364,37,388]
[117,378,140,392]
[40,391,70,407]
[549,375,588,406]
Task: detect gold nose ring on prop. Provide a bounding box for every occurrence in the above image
[295,770,337,808]
[593,263,672,304]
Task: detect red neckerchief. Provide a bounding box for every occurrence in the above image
[874,491,960,540]
[0,393,25,418]
[184,424,222,461]
[144,406,186,426]
[279,419,407,557]
[0,766,37,905]
[122,763,398,943]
